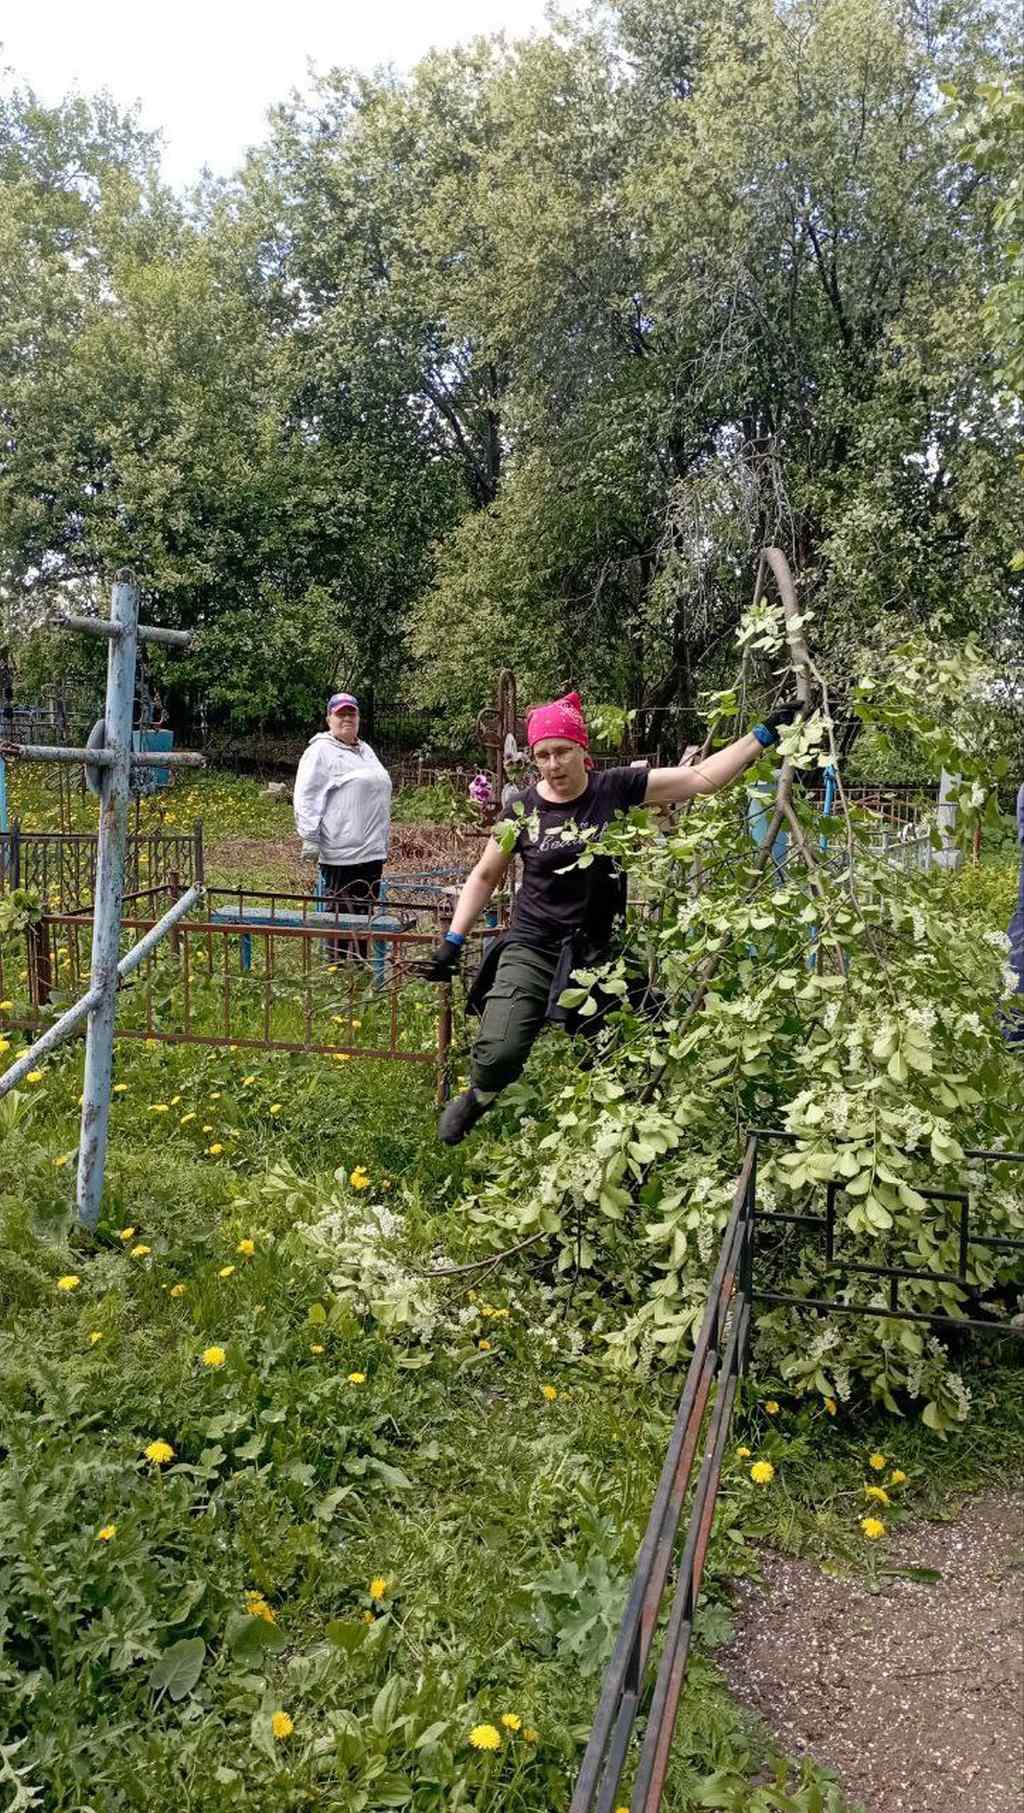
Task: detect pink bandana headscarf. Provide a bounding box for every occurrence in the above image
[526,691,590,752]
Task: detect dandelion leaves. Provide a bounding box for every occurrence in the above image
[149,1637,206,1703]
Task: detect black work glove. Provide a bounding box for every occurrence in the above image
[414,937,463,982]
[755,699,809,746]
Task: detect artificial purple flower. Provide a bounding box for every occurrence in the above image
[468,772,495,806]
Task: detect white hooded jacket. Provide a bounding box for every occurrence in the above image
[293,733,392,865]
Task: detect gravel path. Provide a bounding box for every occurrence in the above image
[719,1489,1023,1813]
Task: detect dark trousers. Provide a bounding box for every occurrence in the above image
[471,943,560,1093]
[320,860,383,963]
[469,941,659,1094]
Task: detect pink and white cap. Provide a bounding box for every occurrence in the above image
[327,692,359,715]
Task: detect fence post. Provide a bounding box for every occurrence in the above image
[936,769,962,872]
[436,983,453,1106]
[167,869,182,954]
[76,576,138,1227]
[26,917,53,1008]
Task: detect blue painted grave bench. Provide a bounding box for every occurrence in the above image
[209,906,410,986]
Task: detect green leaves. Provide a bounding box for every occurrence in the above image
[149,1636,205,1702]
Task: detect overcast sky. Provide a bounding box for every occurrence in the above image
[2,0,560,189]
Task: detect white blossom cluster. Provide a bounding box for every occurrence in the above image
[296,1198,440,1342]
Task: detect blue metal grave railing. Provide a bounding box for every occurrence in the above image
[0,574,204,1226]
[573,1131,1024,1813]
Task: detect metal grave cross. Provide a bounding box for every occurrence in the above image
[0,572,205,1225]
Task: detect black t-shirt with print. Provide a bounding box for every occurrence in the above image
[502,766,649,949]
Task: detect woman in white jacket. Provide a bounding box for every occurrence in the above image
[293,692,393,955]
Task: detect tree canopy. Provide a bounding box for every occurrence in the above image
[1,0,1021,735]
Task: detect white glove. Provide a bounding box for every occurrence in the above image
[301,840,320,861]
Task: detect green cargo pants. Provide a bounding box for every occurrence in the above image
[470,942,560,1095]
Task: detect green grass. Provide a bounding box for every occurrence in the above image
[1,771,1021,1812]
[2,1025,1020,1810]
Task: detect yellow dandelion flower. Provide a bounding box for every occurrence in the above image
[143,1440,175,1465]
[468,1724,502,1751]
[56,1274,80,1291]
[218,1265,235,1279]
[825,1398,838,1416]
[349,1167,370,1188]
[478,1339,492,1352]
[763,1400,780,1415]
[149,1103,169,1113]
[309,1341,325,1354]
[501,1713,522,1731]
[26,1070,44,1084]
[347,1371,366,1385]
[242,1074,256,1085]
[88,1330,105,1344]
[541,1384,558,1402]
[860,1516,886,1540]
[209,1092,221,1101]
[237,1238,255,1255]
[0,999,11,1010]
[868,1452,886,1471]
[144,1038,159,1049]
[736,1445,752,1458]
[201,1346,226,1368]
[0,1040,8,1054]
[113,1082,129,1093]
[129,1244,151,1258]
[119,1227,136,1241]
[207,1143,224,1155]
[170,1095,182,1106]
[97,1523,117,1542]
[269,1103,282,1115]
[369,1576,387,1602]
[53,1153,71,1168]
[180,1111,196,1124]
[864,1484,889,1505]
[169,1283,186,1298]
[245,1592,276,1623]
[889,1469,908,1486]
[271,1711,294,1740]
[750,1460,775,1486]
[523,1727,539,1743]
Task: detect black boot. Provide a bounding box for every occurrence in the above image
[438,1087,493,1146]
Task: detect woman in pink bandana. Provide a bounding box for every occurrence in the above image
[418,690,801,1143]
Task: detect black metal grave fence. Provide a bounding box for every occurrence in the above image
[0,821,203,911]
[573,1130,1024,1812]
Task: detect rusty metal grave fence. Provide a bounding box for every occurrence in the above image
[0,820,202,911]
[0,886,501,1105]
[573,1130,1024,1813]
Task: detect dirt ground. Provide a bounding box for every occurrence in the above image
[719,1489,1023,1813]
[206,822,485,890]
